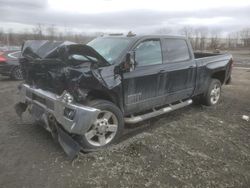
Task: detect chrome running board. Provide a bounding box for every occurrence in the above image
[124,99,193,124]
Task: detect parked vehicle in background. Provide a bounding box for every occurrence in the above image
[15,36,233,159]
[0,50,23,80]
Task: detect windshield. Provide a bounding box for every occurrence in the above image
[87,37,132,64]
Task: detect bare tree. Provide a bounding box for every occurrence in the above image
[155,28,172,34]
[198,27,208,51]
[0,28,4,44]
[193,28,200,50]
[209,30,220,50]
[226,32,240,49]
[239,28,250,47]
[7,29,13,47]
[179,26,196,49]
[46,24,57,40]
[33,23,44,40]
[179,26,194,38]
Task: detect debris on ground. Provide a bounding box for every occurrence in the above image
[242,115,249,121]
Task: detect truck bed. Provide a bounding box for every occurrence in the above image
[194,52,228,59]
[193,51,233,97]
[194,52,232,65]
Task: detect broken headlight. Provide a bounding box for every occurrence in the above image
[61,91,74,103]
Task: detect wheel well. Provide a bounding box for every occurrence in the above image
[87,90,116,105]
[211,71,225,84]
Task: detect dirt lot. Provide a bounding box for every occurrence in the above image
[0,65,250,187]
[230,49,250,67]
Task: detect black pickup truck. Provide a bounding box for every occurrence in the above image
[15,35,233,158]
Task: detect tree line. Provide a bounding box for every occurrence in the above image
[178,26,250,50]
[0,24,250,51]
[0,24,96,48]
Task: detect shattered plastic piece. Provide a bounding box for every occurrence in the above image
[57,125,82,161]
[15,102,27,118]
[242,115,249,122]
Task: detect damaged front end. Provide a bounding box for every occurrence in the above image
[15,40,121,159]
[16,84,100,159]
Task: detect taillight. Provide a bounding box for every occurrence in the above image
[0,52,6,63]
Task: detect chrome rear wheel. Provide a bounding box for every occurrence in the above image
[210,83,221,105]
[202,79,222,106]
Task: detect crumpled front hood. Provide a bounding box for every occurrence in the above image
[20,40,121,96]
[21,40,110,66]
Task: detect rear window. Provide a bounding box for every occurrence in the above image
[162,39,190,63]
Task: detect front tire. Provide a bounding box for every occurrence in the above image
[78,100,124,150]
[202,79,221,106]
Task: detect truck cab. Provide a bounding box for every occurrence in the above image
[118,36,196,115]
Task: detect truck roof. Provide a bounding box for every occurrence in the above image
[103,34,187,40]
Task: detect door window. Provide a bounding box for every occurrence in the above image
[135,40,162,67]
[162,39,190,63]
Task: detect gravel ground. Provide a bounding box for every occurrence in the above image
[229,49,250,67]
[0,67,250,188]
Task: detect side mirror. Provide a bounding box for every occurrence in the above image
[124,51,136,72]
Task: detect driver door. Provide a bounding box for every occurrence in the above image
[122,39,163,115]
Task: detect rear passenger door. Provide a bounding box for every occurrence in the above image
[158,38,196,103]
[123,39,163,114]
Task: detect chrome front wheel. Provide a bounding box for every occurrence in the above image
[85,110,119,147]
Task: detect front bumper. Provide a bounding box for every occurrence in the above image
[18,84,100,135]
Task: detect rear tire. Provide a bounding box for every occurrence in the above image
[202,79,221,106]
[77,100,124,150]
[11,66,23,80]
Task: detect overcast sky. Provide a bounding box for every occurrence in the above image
[0,0,250,35]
